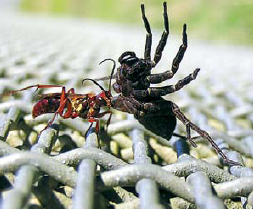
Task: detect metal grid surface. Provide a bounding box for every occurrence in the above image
[0,12,253,209]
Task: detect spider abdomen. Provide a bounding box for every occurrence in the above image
[135,99,176,140]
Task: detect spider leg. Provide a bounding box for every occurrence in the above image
[149,24,188,84]
[172,132,198,147]
[112,95,144,116]
[141,3,152,61]
[171,102,241,166]
[132,68,200,98]
[123,100,141,116]
[153,2,169,66]
[171,24,188,75]
[186,124,197,147]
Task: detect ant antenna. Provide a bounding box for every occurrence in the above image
[99,58,116,92]
[82,78,105,92]
[82,58,116,92]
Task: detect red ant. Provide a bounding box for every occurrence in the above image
[5,59,115,145]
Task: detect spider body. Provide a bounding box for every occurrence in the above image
[112,2,199,141]
[113,52,152,96]
[111,2,239,165]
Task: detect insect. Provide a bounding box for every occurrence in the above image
[111,2,240,165]
[5,59,115,144]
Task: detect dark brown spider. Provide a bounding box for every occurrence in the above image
[111,2,239,165]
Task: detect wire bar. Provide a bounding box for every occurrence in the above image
[72,129,97,209]
[132,128,164,208]
[187,171,225,209]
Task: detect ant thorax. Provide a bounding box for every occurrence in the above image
[70,97,88,116]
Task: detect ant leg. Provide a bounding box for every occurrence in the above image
[60,100,72,118]
[38,110,59,138]
[61,88,75,118]
[58,88,75,119]
[5,84,63,95]
[171,102,241,166]
[153,2,169,65]
[85,122,94,137]
[85,122,100,147]
[57,87,79,118]
[94,120,101,148]
[106,113,113,128]
[95,111,113,129]
[38,87,69,137]
[132,68,200,98]
[141,3,152,61]
[149,24,188,84]
[87,118,102,148]
[94,119,101,148]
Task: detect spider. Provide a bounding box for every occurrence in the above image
[111,2,239,165]
[113,2,199,99]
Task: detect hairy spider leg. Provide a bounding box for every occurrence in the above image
[132,68,200,98]
[185,125,197,147]
[149,24,188,84]
[121,99,141,116]
[112,96,198,145]
[171,24,188,76]
[171,102,241,166]
[141,2,169,65]
[153,1,169,65]
[141,3,152,61]
[172,132,198,147]
[111,95,144,116]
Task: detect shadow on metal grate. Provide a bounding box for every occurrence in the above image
[0,11,253,209]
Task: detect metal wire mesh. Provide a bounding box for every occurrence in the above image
[0,11,253,209]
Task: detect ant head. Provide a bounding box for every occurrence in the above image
[82,78,111,107]
[118,51,139,66]
[96,90,112,108]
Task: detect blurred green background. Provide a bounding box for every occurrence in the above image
[20,0,253,45]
